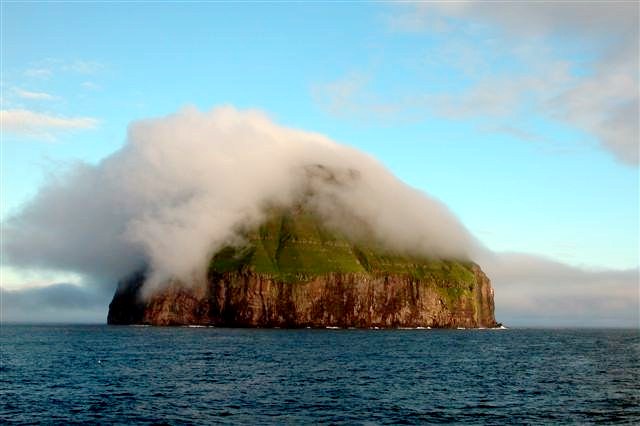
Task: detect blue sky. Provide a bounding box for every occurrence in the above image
[1,2,638,325]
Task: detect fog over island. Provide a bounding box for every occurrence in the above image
[2,108,476,292]
[1,2,638,327]
[1,107,637,326]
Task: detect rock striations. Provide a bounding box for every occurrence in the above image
[108,208,498,328]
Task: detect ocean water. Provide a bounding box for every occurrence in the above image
[1,326,638,425]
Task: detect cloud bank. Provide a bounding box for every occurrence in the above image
[480,253,639,328]
[2,106,473,295]
[0,284,109,324]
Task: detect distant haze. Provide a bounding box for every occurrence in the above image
[2,107,475,295]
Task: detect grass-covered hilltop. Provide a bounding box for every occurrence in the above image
[212,206,480,305]
[108,205,498,328]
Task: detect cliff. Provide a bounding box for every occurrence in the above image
[108,208,498,328]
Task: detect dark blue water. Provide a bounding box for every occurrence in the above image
[1,326,638,424]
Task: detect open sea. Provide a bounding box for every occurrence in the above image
[1,326,638,425]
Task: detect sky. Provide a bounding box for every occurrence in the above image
[1,1,638,326]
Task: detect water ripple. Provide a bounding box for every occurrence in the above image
[1,326,638,424]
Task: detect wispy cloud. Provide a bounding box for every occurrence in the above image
[24,68,53,79]
[80,81,101,91]
[318,2,639,166]
[313,73,403,121]
[313,73,369,117]
[388,2,638,35]
[23,59,105,79]
[63,60,104,75]
[409,2,640,166]
[12,88,56,101]
[1,109,99,139]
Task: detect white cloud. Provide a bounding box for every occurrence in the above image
[23,59,105,79]
[419,2,640,166]
[1,109,99,138]
[81,81,101,91]
[321,1,640,165]
[1,106,475,295]
[63,60,104,75]
[12,88,56,101]
[0,265,84,291]
[24,68,53,79]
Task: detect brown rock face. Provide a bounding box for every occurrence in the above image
[107,265,498,328]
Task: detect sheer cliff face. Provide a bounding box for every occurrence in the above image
[108,266,497,328]
[107,208,498,328]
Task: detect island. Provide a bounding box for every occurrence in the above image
[108,206,498,328]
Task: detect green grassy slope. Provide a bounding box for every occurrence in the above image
[209,208,476,292]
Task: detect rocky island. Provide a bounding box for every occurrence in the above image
[108,207,498,328]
